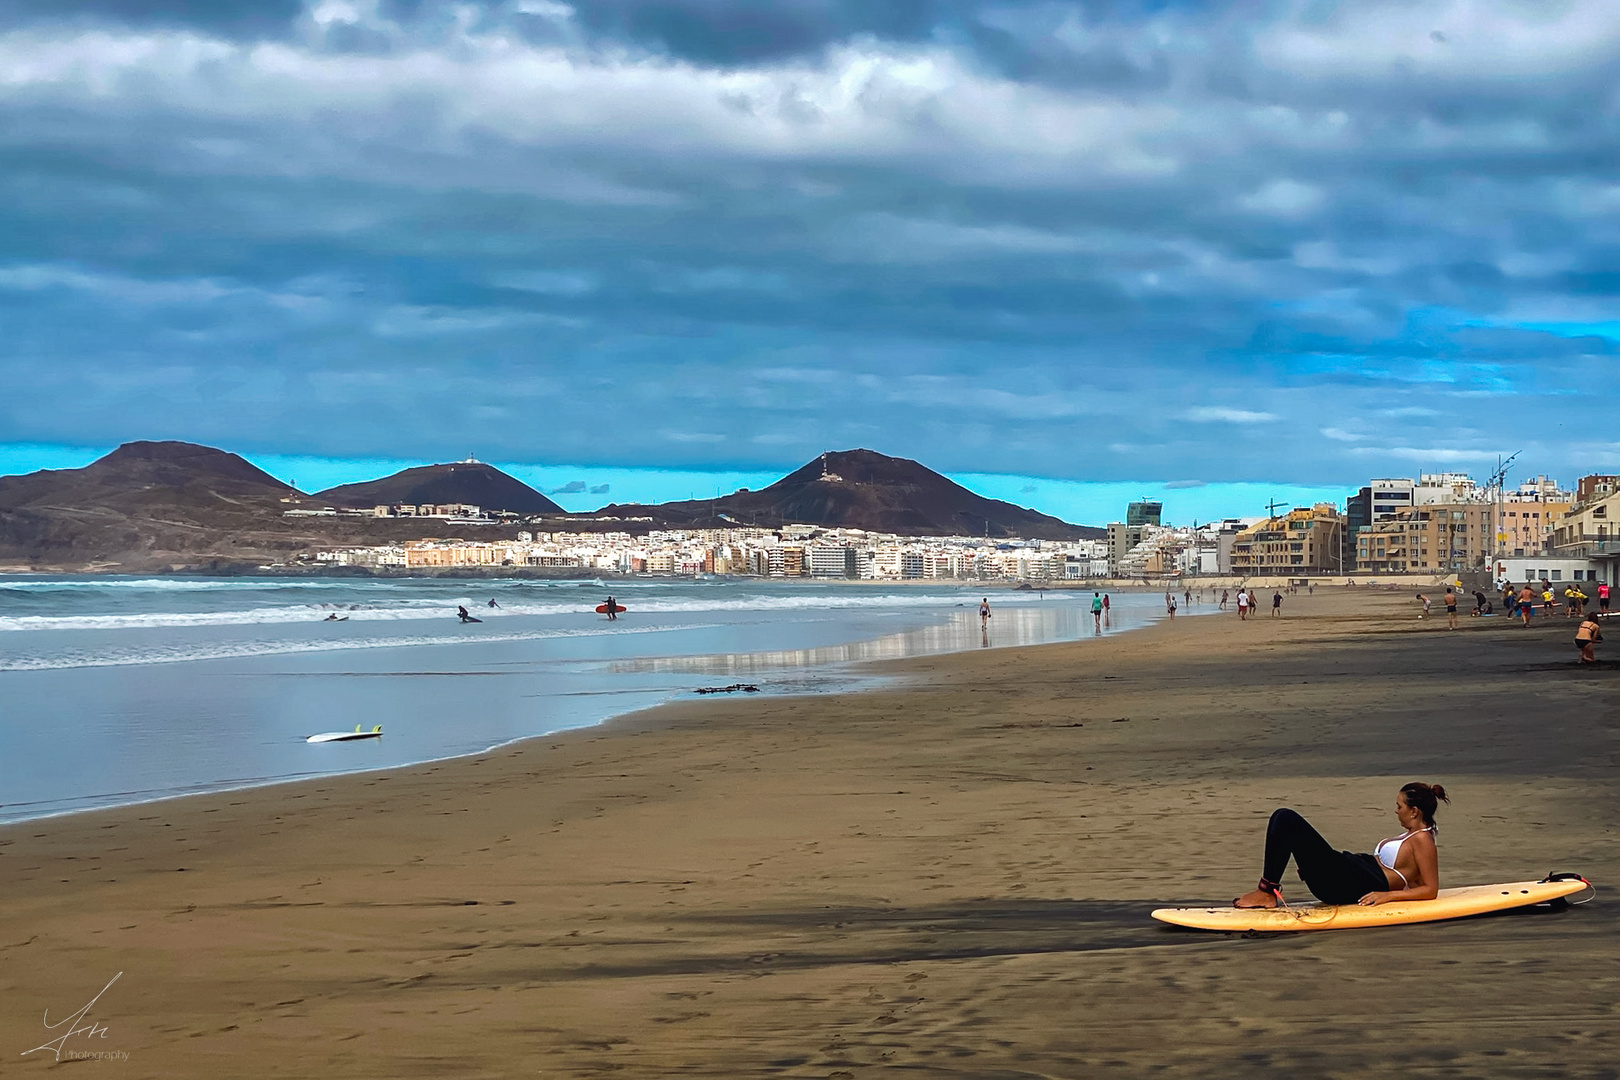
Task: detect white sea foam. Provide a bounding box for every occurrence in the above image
[0,622,714,671]
[0,591,1006,632]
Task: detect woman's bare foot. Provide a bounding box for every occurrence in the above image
[1234,887,1279,909]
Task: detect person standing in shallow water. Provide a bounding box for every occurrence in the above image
[1234,782,1449,909]
[979,597,990,628]
[1090,592,1103,632]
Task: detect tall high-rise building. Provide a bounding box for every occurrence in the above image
[1345,488,1372,571]
[1126,501,1163,527]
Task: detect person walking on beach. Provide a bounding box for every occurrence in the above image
[1184,588,1192,609]
[1102,593,1111,621]
[1444,588,1458,630]
[979,597,991,627]
[1519,585,1536,625]
[1236,588,1249,620]
[1543,587,1555,618]
[1166,592,1177,618]
[1601,582,1611,612]
[1220,589,1229,611]
[1090,592,1103,632]
[1271,590,1283,617]
[1576,611,1603,664]
[1233,783,1448,909]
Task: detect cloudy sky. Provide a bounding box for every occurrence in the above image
[2,0,1616,521]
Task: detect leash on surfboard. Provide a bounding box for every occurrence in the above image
[1541,871,1597,906]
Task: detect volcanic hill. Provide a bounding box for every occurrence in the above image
[0,442,562,572]
[595,449,1101,539]
[0,441,303,568]
[314,461,563,516]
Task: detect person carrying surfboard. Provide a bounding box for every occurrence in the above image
[1234,782,1448,909]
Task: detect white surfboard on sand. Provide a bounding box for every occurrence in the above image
[307,725,383,743]
[1152,876,1590,932]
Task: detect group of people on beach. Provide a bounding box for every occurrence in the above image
[1226,587,1283,620]
[1405,581,1607,662]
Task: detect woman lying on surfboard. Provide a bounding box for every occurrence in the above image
[1234,782,1449,909]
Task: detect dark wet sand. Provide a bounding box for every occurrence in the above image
[3,592,1617,1077]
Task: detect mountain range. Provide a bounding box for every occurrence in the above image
[0,442,1099,571]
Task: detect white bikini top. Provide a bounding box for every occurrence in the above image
[1374,826,1435,887]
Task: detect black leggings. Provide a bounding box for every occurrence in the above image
[1263,808,1387,904]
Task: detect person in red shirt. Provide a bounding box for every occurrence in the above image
[1601,583,1611,613]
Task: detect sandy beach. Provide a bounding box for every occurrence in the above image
[4,590,1616,1078]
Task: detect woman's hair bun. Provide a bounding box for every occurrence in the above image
[1429,783,1449,804]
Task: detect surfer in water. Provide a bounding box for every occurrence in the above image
[487,598,499,609]
[457,605,475,623]
[1234,782,1448,908]
[605,595,617,621]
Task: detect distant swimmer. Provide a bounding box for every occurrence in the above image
[488,598,499,609]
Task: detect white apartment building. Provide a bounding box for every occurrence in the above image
[1369,478,1417,522]
[806,545,855,578]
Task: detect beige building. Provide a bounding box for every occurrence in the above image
[1551,475,1620,556]
[1357,504,1491,574]
[403,541,511,568]
[1488,499,1568,558]
[1231,504,1344,575]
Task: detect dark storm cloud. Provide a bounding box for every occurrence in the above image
[4,0,1620,484]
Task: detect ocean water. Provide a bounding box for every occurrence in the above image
[0,576,1184,823]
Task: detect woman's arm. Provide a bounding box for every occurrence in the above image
[1358,835,1440,905]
